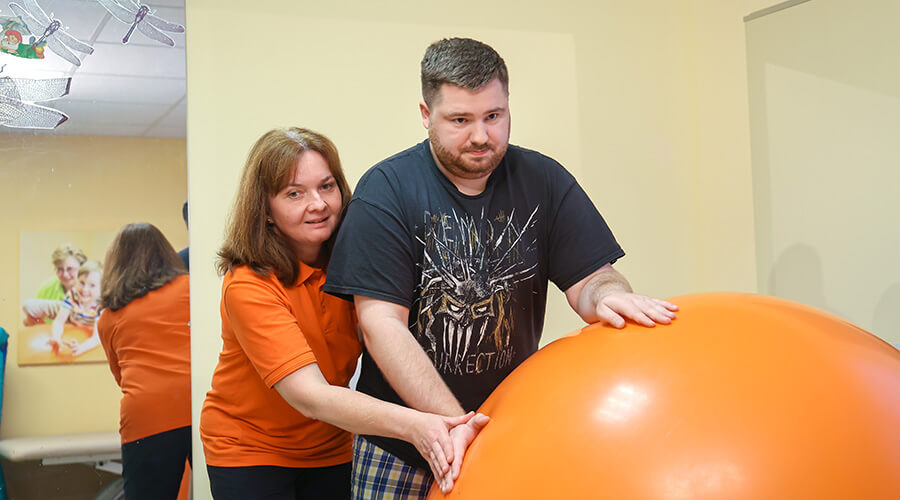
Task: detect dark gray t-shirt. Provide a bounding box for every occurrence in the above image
[325,139,624,468]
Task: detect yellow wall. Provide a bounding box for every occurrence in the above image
[685,0,770,293]
[0,134,187,438]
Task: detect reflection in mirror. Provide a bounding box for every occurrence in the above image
[746,0,900,345]
[0,0,187,499]
[98,222,191,500]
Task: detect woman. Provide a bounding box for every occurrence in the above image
[200,128,487,500]
[97,223,191,500]
[22,242,87,325]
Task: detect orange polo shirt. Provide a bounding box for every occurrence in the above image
[200,263,361,468]
[97,274,191,443]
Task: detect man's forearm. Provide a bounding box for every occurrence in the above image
[566,263,677,327]
[355,296,465,416]
[575,265,632,322]
[364,316,465,415]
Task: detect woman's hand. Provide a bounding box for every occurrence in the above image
[274,364,484,494]
[408,411,475,493]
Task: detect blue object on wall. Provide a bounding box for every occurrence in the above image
[0,326,6,419]
[0,326,7,500]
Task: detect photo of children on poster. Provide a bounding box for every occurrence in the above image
[18,231,114,365]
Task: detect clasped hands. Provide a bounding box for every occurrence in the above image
[411,411,490,494]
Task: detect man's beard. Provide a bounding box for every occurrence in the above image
[429,127,508,180]
[1,40,17,50]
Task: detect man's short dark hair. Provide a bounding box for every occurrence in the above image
[421,37,509,106]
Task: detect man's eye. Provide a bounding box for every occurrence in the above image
[453,118,466,124]
[487,113,498,120]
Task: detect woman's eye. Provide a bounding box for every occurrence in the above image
[322,183,335,191]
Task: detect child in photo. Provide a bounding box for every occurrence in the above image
[50,260,103,356]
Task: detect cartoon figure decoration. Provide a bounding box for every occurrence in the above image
[0,15,44,59]
[8,0,94,66]
[0,64,71,129]
[95,0,184,47]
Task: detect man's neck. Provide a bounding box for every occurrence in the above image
[429,145,490,196]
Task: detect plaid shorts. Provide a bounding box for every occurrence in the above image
[352,435,433,500]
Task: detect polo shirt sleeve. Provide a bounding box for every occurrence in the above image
[222,277,318,388]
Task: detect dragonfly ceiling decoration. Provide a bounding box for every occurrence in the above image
[0,65,71,129]
[95,0,184,47]
[7,0,94,66]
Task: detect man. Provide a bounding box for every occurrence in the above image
[178,200,189,270]
[325,37,678,498]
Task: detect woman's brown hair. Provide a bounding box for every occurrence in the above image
[102,223,186,311]
[217,127,352,286]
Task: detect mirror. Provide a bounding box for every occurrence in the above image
[746,0,899,345]
[0,0,186,498]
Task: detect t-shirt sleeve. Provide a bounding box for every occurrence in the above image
[325,195,417,309]
[222,279,318,388]
[548,177,625,291]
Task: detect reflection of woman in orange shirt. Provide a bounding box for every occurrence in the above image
[200,128,487,500]
[98,223,191,500]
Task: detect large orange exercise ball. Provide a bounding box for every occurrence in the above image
[428,293,900,500]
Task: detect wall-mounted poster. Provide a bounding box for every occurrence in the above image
[18,231,114,366]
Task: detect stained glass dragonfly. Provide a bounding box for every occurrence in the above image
[8,0,94,66]
[95,0,184,47]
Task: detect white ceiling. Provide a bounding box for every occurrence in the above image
[0,0,185,138]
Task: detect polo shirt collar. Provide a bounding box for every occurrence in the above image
[296,260,324,285]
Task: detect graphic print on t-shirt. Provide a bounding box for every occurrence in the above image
[413,207,538,376]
